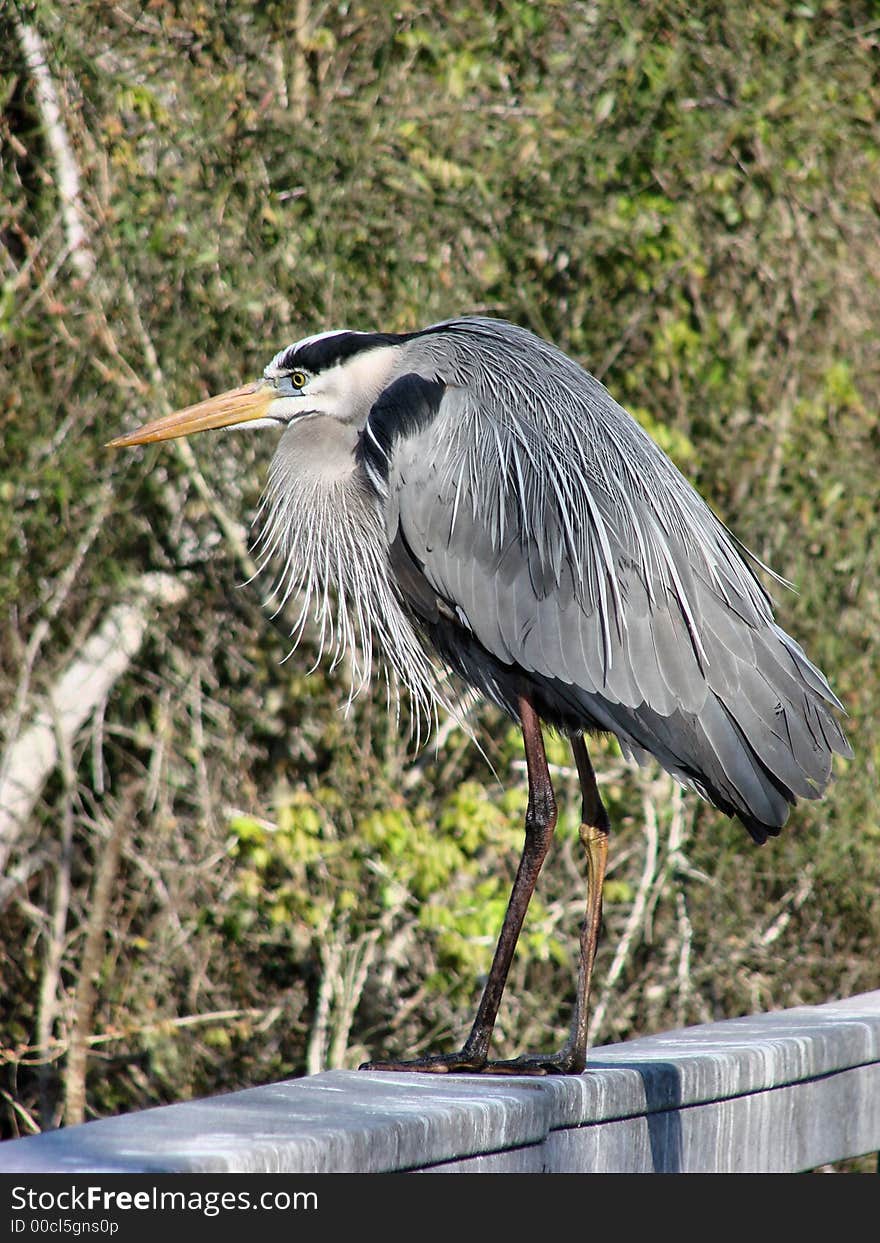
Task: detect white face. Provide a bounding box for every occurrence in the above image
[263,334,401,426]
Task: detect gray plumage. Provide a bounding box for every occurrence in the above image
[255,316,850,843]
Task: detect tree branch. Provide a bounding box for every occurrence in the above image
[0,574,188,874]
[14,14,95,282]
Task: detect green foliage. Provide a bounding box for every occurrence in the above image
[1,0,878,1133]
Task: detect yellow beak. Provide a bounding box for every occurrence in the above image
[107,382,275,448]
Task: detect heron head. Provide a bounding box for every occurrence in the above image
[107,331,403,449]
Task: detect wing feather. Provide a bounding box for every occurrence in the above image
[366,320,850,836]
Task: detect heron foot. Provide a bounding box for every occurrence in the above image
[477,1049,586,1076]
[359,1048,585,1075]
[359,1050,488,1074]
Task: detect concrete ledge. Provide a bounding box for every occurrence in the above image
[1,992,879,1173]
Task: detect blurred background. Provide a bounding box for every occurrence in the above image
[1,1,877,1137]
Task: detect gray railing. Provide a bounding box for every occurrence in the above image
[1,991,878,1173]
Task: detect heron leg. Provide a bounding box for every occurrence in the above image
[360,694,557,1073]
[561,734,610,1068]
[474,733,610,1075]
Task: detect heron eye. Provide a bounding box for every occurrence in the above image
[289,370,308,390]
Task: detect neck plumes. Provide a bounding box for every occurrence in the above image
[252,415,445,740]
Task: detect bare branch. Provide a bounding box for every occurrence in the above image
[14,15,95,282]
[64,802,131,1127]
[35,713,76,1130]
[0,574,189,873]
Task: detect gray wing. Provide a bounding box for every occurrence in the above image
[367,344,850,839]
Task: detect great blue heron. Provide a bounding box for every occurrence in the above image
[110,316,851,1074]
